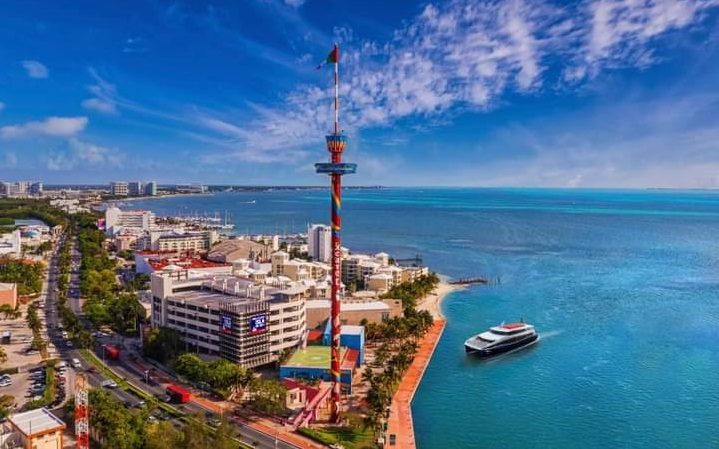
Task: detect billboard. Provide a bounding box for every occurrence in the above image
[249,314,268,335]
[220,315,233,335]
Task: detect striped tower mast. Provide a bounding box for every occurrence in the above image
[75,373,90,449]
[315,43,356,423]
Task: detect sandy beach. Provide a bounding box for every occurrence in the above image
[416,279,463,320]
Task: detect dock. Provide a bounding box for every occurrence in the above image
[385,319,446,449]
[449,276,494,285]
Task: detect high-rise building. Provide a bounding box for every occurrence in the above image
[0,181,42,197]
[128,181,143,196]
[144,181,157,196]
[29,182,43,195]
[307,224,332,262]
[110,181,128,196]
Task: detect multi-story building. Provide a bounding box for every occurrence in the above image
[0,181,42,197]
[150,271,306,367]
[104,206,155,235]
[28,182,43,196]
[110,181,129,196]
[128,181,143,196]
[307,224,331,262]
[147,229,218,252]
[144,181,157,196]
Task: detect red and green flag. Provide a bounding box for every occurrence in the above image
[316,45,339,69]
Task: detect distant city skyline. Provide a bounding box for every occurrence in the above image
[1,0,718,188]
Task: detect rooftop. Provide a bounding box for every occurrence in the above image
[0,282,16,291]
[147,256,230,272]
[9,407,66,436]
[305,299,390,312]
[283,346,348,369]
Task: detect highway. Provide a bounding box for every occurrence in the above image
[44,233,305,449]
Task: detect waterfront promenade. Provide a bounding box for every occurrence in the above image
[386,318,446,449]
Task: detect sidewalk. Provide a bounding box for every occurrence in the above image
[385,319,446,449]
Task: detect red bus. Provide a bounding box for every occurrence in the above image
[103,344,120,360]
[166,384,190,403]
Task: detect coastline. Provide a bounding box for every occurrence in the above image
[385,277,460,448]
[416,278,463,320]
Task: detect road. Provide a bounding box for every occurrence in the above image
[44,233,306,449]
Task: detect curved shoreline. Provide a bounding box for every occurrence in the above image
[416,279,464,320]
[385,279,462,448]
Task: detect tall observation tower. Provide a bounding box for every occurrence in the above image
[315,43,356,423]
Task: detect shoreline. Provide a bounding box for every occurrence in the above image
[385,277,461,448]
[416,277,464,320]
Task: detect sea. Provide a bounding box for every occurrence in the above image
[123,188,719,449]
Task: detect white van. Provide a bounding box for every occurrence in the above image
[56,361,67,370]
[71,358,81,369]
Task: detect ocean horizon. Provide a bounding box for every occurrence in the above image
[124,188,719,448]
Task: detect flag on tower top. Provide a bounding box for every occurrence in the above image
[316,45,339,69]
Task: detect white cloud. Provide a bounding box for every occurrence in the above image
[46,138,125,171]
[81,98,117,114]
[0,102,5,112]
[284,0,306,7]
[81,68,119,114]
[21,60,48,79]
[0,117,88,139]
[567,0,715,80]
[196,0,717,163]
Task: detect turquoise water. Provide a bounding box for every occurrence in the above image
[125,189,719,448]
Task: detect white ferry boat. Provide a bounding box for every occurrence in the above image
[464,321,539,357]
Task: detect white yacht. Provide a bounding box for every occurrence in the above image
[464,321,539,357]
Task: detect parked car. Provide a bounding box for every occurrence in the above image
[71,358,81,369]
[65,340,73,348]
[0,379,11,387]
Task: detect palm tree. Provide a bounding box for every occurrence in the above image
[361,367,375,385]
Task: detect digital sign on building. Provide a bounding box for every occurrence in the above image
[220,315,233,334]
[249,314,268,335]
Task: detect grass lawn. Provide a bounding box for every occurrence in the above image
[284,346,347,368]
[299,425,375,449]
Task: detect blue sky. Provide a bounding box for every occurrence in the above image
[1,0,718,187]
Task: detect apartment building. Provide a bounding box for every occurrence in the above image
[307,224,331,262]
[110,181,129,196]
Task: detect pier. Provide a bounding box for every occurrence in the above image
[385,318,446,449]
[449,276,495,285]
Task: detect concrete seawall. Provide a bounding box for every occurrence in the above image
[385,319,447,448]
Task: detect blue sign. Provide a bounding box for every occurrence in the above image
[249,314,268,335]
[220,315,233,334]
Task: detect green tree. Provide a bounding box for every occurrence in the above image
[0,394,14,419]
[143,327,182,364]
[0,346,7,365]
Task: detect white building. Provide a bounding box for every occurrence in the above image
[145,181,157,196]
[0,230,21,256]
[150,271,306,367]
[104,206,155,236]
[110,181,129,196]
[0,181,42,197]
[147,229,218,252]
[307,224,332,262]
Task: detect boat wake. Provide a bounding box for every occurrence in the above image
[540,329,563,339]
